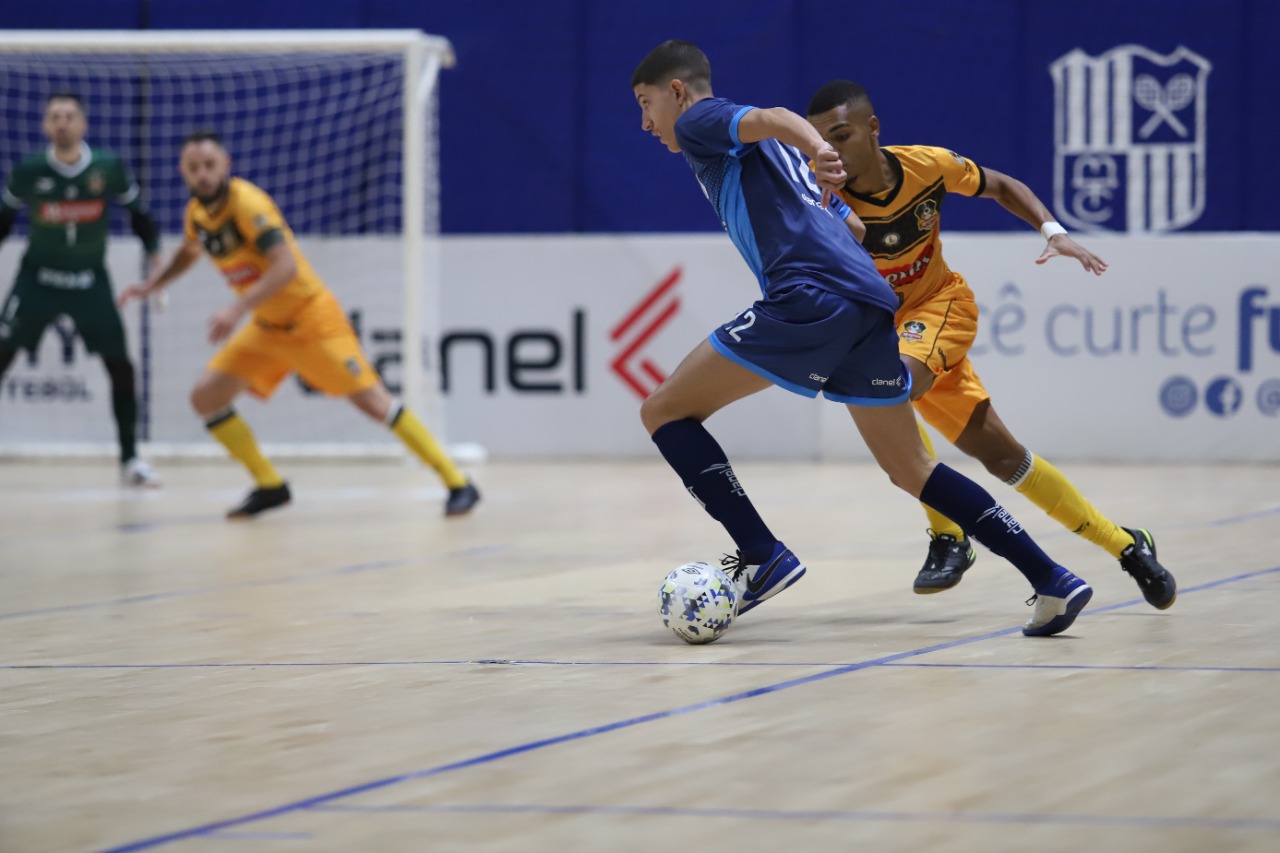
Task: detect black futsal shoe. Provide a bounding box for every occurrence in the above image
[913,530,977,594]
[444,480,481,517]
[226,483,292,520]
[1119,527,1177,610]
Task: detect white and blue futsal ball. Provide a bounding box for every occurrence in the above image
[658,561,739,644]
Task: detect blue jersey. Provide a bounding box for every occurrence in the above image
[676,97,897,314]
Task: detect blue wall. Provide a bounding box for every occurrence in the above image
[3,0,1277,234]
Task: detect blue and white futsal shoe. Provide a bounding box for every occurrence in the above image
[1022,567,1093,637]
[722,541,807,615]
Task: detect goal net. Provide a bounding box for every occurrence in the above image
[0,30,453,458]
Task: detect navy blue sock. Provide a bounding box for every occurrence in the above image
[651,418,776,562]
[919,463,1057,589]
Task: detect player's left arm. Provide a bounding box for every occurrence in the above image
[980,167,1108,276]
[206,239,297,344]
[112,159,164,268]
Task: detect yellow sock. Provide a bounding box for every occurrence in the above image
[1013,453,1133,557]
[916,419,966,541]
[390,407,468,489]
[206,410,284,488]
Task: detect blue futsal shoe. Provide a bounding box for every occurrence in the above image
[1022,567,1093,637]
[722,542,807,615]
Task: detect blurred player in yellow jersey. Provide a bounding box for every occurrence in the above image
[119,131,479,519]
[806,81,1175,609]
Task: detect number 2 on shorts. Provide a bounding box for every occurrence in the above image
[726,310,756,342]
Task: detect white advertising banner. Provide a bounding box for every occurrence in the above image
[1,234,1277,461]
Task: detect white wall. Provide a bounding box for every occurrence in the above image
[2,234,1277,461]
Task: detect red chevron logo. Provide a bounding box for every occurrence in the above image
[610,266,681,399]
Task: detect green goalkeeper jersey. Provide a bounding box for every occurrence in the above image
[1,143,155,274]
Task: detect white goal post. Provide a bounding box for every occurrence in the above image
[0,30,454,458]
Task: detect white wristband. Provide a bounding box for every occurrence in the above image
[1040,221,1068,240]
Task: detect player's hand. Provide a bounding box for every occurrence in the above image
[812,146,847,207]
[1035,234,1109,276]
[207,303,246,344]
[117,283,152,307]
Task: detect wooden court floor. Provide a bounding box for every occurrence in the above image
[1,457,1277,852]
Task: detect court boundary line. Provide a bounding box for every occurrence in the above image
[94,564,1280,853]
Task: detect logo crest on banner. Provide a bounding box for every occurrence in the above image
[1050,45,1211,233]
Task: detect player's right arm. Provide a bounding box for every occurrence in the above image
[736,107,846,204]
[117,239,202,307]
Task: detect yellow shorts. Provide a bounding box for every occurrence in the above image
[898,271,990,443]
[208,290,380,400]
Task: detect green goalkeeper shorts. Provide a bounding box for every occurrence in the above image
[0,264,129,359]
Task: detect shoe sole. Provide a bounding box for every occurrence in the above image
[913,571,968,595]
[1022,584,1093,637]
[227,499,292,520]
[737,565,806,615]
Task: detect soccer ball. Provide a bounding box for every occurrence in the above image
[658,561,739,644]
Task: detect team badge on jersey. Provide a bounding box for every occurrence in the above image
[901,320,927,342]
[345,357,362,377]
[914,199,939,232]
[87,171,104,195]
[1050,44,1211,233]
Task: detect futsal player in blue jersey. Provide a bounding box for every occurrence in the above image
[630,40,1091,636]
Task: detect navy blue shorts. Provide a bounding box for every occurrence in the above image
[707,282,910,405]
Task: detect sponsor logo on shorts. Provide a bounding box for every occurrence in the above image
[871,376,903,386]
[36,268,94,289]
[900,320,927,342]
[809,373,828,384]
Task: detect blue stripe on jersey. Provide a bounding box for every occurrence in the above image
[719,159,764,286]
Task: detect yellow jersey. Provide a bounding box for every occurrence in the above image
[832,145,986,309]
[184,177,327,326]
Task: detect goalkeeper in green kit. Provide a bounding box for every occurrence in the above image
[0,93,162,486]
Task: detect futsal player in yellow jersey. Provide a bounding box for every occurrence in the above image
[806,81,1175,609]
[119,131,479,519]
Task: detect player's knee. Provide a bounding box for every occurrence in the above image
[639,392,676,434]
[190,380,220,416]
[977,446,1025,481]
